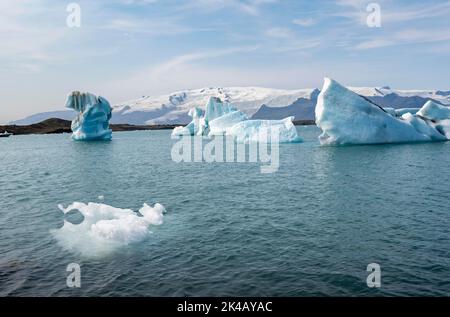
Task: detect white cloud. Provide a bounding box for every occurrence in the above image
[265,27,293,39]
[97,45,261,99]
[101,17,203,35]
[0,0,68,72]
[151,46,260,76]
[355,28,450,50]
[333,0,450,25]
[119,0,159,4]
[180,0,277,16]
[381,1,450,24]
[292,18,316,27]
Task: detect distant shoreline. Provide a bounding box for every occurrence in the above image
[0,118,316,136]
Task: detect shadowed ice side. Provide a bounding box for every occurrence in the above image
[66,91,113,141]
[172,96,302,143]
[315,78,450,145]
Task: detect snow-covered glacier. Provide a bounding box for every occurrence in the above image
[66,92,112,141]
[172,96,301,143]
[316,78,450,145]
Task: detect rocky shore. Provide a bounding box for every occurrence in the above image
[0,118,178,135]
[0,118,315,136]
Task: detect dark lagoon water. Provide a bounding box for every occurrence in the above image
[1,126,450,296]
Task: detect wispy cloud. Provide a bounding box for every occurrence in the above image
[381,1,450,24]
[180,0,277,16]
[0,0,67,72]
[101,17,207,35]
[98,45,264,99]
[264,27,293,39]
[333,0,450,25]
[151,46,260,76]
[292,18,316,27]
[263,26,321,53]
[355,28,450,50]
[119,0,159,4]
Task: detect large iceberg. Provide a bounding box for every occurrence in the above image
[172,96,301,143]
[66,91,112,141]
[315,78,450,145]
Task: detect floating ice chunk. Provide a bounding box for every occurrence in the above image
[204,97,237,123]
[395,108,420,116]
[172,125,193,137]
[315,78,447,145]
[417,101,450,121]
[171,107,205,138]
[172,97,237,137]
[171,96,303,143]
[66,92,112,141]
[385,107,420,117]
[227,117,302,143]
[416,101,450,138]
[51,202,166,257]
[401,113,446,141]
[208,110,248,136]
[140,203,165,225]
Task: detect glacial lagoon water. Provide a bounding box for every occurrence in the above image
[1,126,450,296]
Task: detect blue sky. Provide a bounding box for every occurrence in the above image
[1,0,449,123]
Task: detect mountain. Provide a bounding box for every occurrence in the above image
[12,110,76,126]
[11,86,450,125]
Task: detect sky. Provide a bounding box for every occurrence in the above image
[0,0,449,123]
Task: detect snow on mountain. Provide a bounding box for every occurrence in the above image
[10,85,450,125]
[351,86,450,103]
[113,87,315,125]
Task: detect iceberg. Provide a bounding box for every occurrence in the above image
[204,97,237,123]
[209,110,249,136]
[171,107,203,137]
[52,201,166,257]
[66,91,112,141]
[315,78,449,145]
[172,96,301,143]
[227,117,302,143]
[384,107,420,117]
[417,100,450,121]
[416,101,450,138]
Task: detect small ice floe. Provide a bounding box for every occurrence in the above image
[51,202,166,257]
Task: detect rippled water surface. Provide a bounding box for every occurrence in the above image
[1,126,450,296]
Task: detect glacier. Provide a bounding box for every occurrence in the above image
[52,201,166,257]
[316,78,450,145]
[66,91,113,141]
[172,96,301,143]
